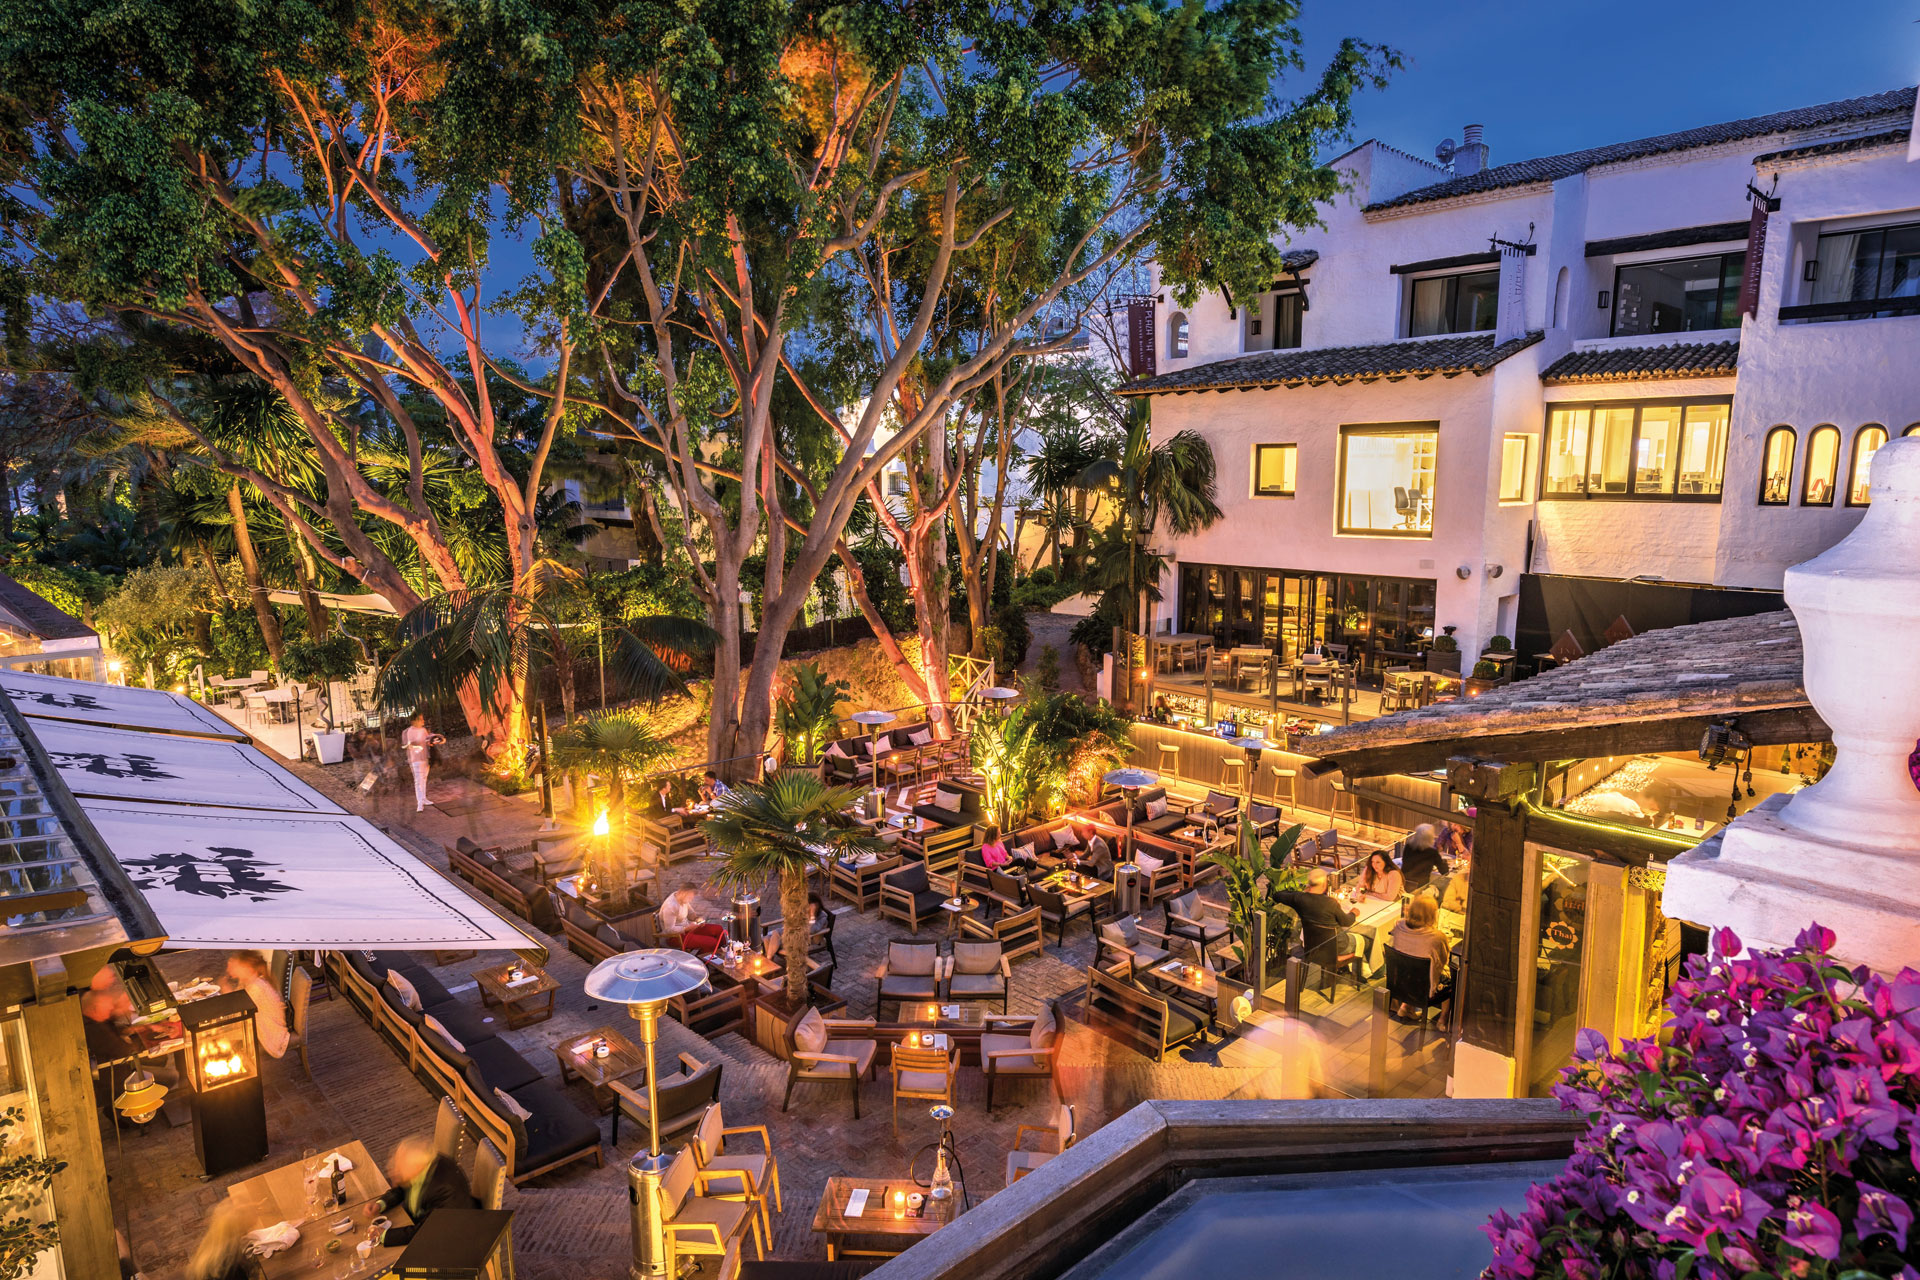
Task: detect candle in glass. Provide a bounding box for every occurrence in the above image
[892,1189,906,1219]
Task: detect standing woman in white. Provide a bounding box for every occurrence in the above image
[402,713,445,811]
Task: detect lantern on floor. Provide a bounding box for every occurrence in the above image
[182,990,268,1176]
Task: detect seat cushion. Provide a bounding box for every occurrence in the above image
[912,803,964,828]
[421,1000,497,1047]
[1142,815,1186,836]
[509,1081,600,1167]
[880,974,939,999]
[467,1035,544,1093]
[949,972,1004,997]
[981,1033,1044,1073]
[801,1040,875,1078]
[896,1069,950,1093]
[911,889,947,916]
[700,1153,770,1199]
[1162,1001,1204,1046]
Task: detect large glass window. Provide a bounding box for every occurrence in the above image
[1803,221,1920,320]
[1541,398,1730,501]
[1253,443,1297,497]
[1338,424,1437,536]
[1802,426,1840,506]
[1611,252,1745,336]
[1759,427,1796,505]
[1847,425,1888,506]
[1408,270,1498,337]
[1498,434,1531,503]
[1243,291,1306,352]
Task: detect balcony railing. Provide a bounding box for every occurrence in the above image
[1778,296,1920,323]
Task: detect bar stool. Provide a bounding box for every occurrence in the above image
[1269,765,1297,811]
[1157,740,1180,782]
[1220,756,1245,797]
[1327,779,1357,833]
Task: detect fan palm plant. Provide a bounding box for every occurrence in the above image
[1205,819,1308,992]
[547,709,677,821]
[701,772,888,1009]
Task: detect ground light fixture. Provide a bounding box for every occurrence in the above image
[584,949,711,1279]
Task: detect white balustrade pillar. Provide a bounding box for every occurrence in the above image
[1664,436,1920,973]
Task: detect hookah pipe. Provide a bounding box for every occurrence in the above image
[909,1104,971,1212]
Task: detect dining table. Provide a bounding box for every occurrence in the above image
[225,1140,409,1279]
[812,1176,957,1261]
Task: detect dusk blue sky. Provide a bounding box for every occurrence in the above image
[1294,0,1918,169]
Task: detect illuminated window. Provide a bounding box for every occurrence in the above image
[1846,425,1888,506]
[1905,423,1920,437]
[1253,444,1297,497]
[1408,270,1498,337]
[1498,434,1531,503]
[1758,427,1795,506]
[1540,398,1729,501]
[1168,313,1189,358]
[1802,425,1839,506]
[1337,424,1437,537]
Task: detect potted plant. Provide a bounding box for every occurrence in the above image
[1485,925,1920,1280]
[1426,626,1462,675]
[278,633,363,764]
[701,772,889,1017]
[1464,658,1502,697]
[1204,819,1308,996]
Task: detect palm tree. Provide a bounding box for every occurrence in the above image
[547,709,676,823]
[701,773,889,1009]
[1078,400,1221,700]
[375,559,715,754]
[1022,423,1100,575]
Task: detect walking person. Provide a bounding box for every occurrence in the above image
[402,713,445,812]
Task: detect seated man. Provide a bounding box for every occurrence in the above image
[660,888,728,955]
[1274,869,1362,980]
[370,1135,477,1248]
[82,989,180,1095]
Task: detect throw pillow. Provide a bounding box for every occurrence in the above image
[1050,828,1079,852]
[825,741,849,760]
[1134,851,1164,877]
[423,1014,465,1054]
[1029,1004,1057,1050]
[1098,920,1129,949]
[493,1087,533,1122]
[1145,797,1169,820]
[953,942,998,975]
[890,945,937,976]
[908,727,933,747]
[385,969,422,1012]
[932,787,962,814]
[794,1007,828,1054]
[1014,844,1037,863]
[893,862,930,895]
[596,922,627,951]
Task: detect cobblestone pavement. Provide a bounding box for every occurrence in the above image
[110,749,1444,1279]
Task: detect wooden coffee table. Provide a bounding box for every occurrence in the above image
[894,1001,986,1028]
[472,961,558,1029]
[812,1175,957,1261]
[554,1025,648,1113]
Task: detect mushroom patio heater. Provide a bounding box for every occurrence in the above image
[182,990,268,1176]
[1227,736,1266,808]
[851,709,897,818]
[1103,766,1159,863]
[585,950,710,1280]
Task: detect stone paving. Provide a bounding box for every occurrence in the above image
[108,750,1446,1279]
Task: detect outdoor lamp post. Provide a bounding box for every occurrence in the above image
[1103,767,1159,861]
[584,950,710,1280]
[851,709,896,819]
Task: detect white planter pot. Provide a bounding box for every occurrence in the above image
[312,731,347,765]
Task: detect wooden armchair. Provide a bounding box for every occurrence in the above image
[889,1041,959,1137]
[875,941,941,1018]
[829,853,901,912]
[878,861,955,934]
[1006,1104,1076,1187]
[658,1146,761,1275]
[979,1006,1063,1111]
[667,980,747,1038]
[781,1006,879,1119]
[609,1053,721,1147]
[959,904,1044,962]
[942,940,1010,1014]
[690,1103,781,1258]
[1164,890,1231,958]
[913,822,978,880]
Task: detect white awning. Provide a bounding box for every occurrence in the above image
[78,800,538,951]
[1,670,247,740]
[32,720,343,814]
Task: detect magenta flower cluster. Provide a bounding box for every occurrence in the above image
[1484,924,1920,1280]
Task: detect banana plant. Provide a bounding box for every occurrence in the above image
[1204,819,1309,980]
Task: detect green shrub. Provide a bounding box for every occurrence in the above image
[991,602,1031,668]
[1472,659,1500,679]
[1487,634,1513,652]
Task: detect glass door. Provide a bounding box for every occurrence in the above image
[1261,574,1282,648]
[1526,850,1592,1097]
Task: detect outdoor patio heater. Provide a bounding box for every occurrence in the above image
[182,989,268,1176]
[1104,767,1159,915]
[585,949,710,1280]
[852,709,896,818]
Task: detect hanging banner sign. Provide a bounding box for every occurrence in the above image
[1738,191,1771,319]
[1117,294,1157,380]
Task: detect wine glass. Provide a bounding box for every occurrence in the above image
[302,1148,321,1216]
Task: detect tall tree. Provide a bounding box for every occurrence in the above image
[569,2,1393,767]
[0,0,591,749]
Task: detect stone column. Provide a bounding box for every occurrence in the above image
[1664,436,1920,973]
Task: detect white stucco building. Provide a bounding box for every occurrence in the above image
[1121,86,1919,677]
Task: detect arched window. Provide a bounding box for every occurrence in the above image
[1846,425,1888,506]
[1552,267,1570,329]
[1757,426,1795,506]
[1904,423,1920,437]
[1801,425,1840,506]
[1168,313,1190,359]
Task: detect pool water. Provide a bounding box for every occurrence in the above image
[1061,1161,1562,1280]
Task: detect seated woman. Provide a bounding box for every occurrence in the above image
[979,824,1010,869]
[1353,850,1403,903]
[1387,892,1455,1013]
[1440,867,1469,914]
[659,887,728,955]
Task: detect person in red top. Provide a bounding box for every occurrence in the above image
[660,888,728,954]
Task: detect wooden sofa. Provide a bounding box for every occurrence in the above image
[828,852,903,912]
[447,840,560,932]
[555,892,662,965]
[1082,963,1208,1063]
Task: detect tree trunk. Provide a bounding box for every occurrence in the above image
[782,866,811,1009]
[227,484,285,666]
[291,537,328,639]
[706,558,744,771]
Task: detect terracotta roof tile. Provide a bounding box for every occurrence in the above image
[1366,88,1915,212]
[0,573,94,643]
[1541,341,1739,385]
[1753,127,1911,165]
[1118,332,1543,397]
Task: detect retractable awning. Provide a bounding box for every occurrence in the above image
[76,800,537,951]
[0,674,542,957]
[32,719,343,813]
[1,670,248,741]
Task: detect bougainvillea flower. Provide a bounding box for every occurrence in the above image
[1780,1200,1843,1259]
[1855,1182,1912,1250]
